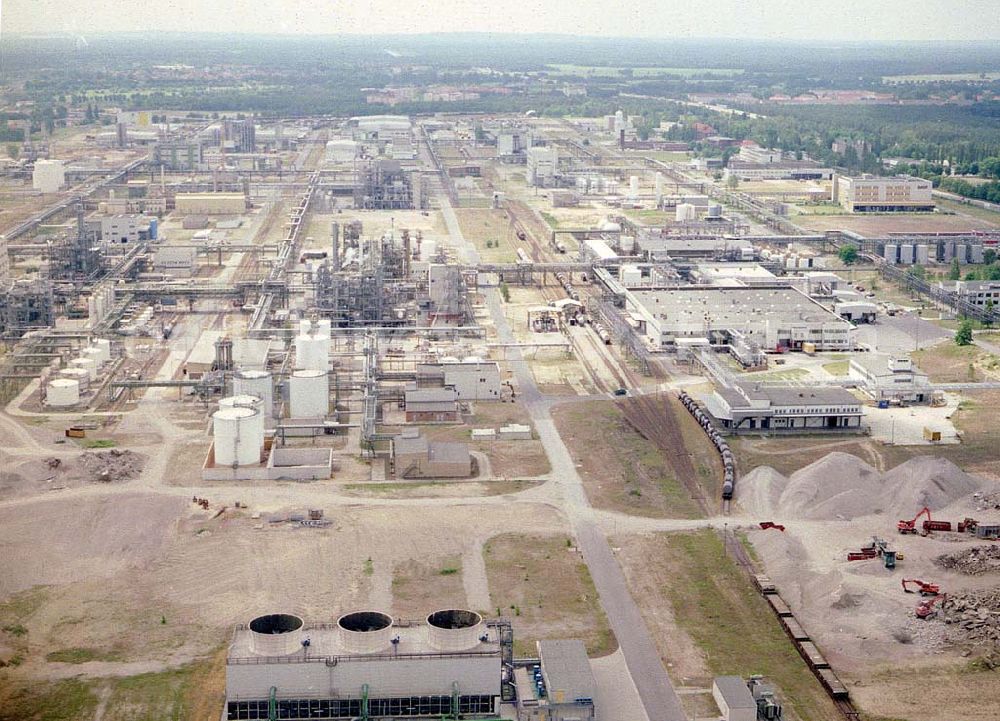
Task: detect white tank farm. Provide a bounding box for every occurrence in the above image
[425,609,485,652]
[289,370,328,418]
[219,395,265,445]
[80,346,105,367]
[213,406,264,467]
[59,367,90,391]
[233,370,273,417]
[70,357,98,381]
[93,338,112,363]
[46,378,80,407]
[294,333,329,372]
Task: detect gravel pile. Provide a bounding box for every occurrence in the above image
[936,545,1000,576]
[78,449,144,483]
[738,452,985,521]
[941,590,1000,647]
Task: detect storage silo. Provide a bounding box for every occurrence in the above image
[426,609,486,652]
[46,378,80,407]
[289,370,328,418]
[70,357,98,380]
[233,370,273,418]
[337,611,394,654]
[884,243,898,265]
[81,346,104,367]
[213,406,263,467]
[915,244,930,265]
[899,243,915,265]
[93,339,113,364]
[248,614,304,656]
[294,333,329,371]
[970,244,984,264]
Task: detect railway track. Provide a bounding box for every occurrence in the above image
[618,393,711,516]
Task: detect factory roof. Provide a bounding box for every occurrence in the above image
[637,235,752,255]
[717,383,861,410]
[405,388,458,410]
[629,285,850,327]
[427,441,472,465]
[538,640,596,705]
[714,676,757,710]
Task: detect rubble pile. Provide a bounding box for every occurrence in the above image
[936,545,1000,575]
[941,590,1000,646]
[78,449,144,483]
[974,491,1000,512]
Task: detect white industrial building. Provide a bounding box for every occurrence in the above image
[833,174,933,213]
[175,192,247,215]
[32,159,66,193]
[625,286,855,352]
[154,246,198,277]
[418,359,503,401]
[526,146,558,187]
[225,610,507,720]
[938,280,1000,309]
[849,354,931,403]
[703,383,864,433]
[326,139,359,163]
[712,676,757,721]
[515,640,597,721]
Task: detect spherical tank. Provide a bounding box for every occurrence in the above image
[248,613,305,656]
[59,367,90,391]
[70,357,98,381]
[233,370,273,418]
[46,378,80,407]
[337,611,393,654]
[213,406,263,467]
[289,370,328,418]
[425,609,485,652]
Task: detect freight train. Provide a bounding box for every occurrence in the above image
[678,390,735,500]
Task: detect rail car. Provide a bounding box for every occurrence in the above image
[678,390,735,500]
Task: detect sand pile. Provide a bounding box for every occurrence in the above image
[936,545,1000,576]
[738,452,985,521]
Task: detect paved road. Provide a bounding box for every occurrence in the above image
[439,191,687,720]
[854,311,951,354]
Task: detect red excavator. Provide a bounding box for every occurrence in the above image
[901,579,940,596]
[898,507,932,534]
[915,593,947,620]
[759,521,785,532]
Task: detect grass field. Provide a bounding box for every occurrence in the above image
[483,534,616,657]
[912,342,998,383]
[618,530,842,721]
[545,64,743,78]
[934,197,1000,227]
[551,400,705,518]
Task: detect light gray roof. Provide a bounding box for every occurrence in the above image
[427,441,470,465]
[538,639,596,705]
[719,383,860,409]
[405,388,457,404]
[714,676,756,709]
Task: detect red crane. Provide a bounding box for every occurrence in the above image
[901,579,940,596]
[898,507,932,534]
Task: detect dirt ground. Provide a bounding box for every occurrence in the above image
[913,342,1000,383]
[796,211,997,235]
[454,208,518,262]
[551,399,706,519]
[483,533,616,657]
[615,531,843,721]
[390,556,466,619]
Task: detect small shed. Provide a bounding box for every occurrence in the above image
[712,676,756,721]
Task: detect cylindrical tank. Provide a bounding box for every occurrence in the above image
[213,406,263,467]
[314,319,332,339]
[94,338,113,363]
[70,357,98,380]
[295,334,329,371]
[46,378,80,407]
[676,203,696,222]
[219,395,265,446]
[59,367,90,391]
[289,370,328,418]
[900,243,915,265]
[248,614,304,656]
[426,609,485,651]
[81,346,104,367]
[233,370,273,418]
[337,611,393,654]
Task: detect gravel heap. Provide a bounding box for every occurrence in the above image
[738,452,984,521]
[936,545,1000,576]
[78,449,144,483]
[941,589,1000,647]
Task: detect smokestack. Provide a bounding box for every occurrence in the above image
[331,222,341,271]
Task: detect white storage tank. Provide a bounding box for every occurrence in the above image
[81,346,104,367]
[425,609,485,652]
[70,357,98,381]
[233,370,273,418]
[248,614,305,656]
[337,611,393,654]
[213,406,263,467]
[676,203,697,222]
[295,333,329,372]
[916,244,930,265]
[219,395,266,447]
[314,318,332,338]
[46,378,80,407]
[289,370,328,418]
[298,319,313,336]
[59,367,90,391]
[94,338,112,363]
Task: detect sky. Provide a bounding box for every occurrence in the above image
[3,0,1000,43]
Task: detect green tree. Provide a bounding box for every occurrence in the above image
[838,245,858,265]
[948,258,961,280]
[955,319,974,346]
[726,173,739,190]
[984,249,997,265]
[499,283,510,302]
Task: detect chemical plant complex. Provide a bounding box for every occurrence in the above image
[2,59,1000,721]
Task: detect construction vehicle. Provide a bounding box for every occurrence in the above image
[901,579,941,596]
[916,593,946,620]
[898,507,931,534]
[849,536,901,569]
[924,519,953,532]
[759,521,786,532]
[958,517,980,534]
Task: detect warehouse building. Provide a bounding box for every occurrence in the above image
[833,174,933,213]
[625,286,855,352]
[417,359,503,401]
[516,640,597,721]
[226,610,508,720]
[393,430,472,479]
[703,383,864,433]
[175,192,247,215]
[849,354,931,404]
[404,387,459,422]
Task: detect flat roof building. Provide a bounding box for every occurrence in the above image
[703,383,864,433]
[834,174,933,213]
[517,640,597,721]
[849,354,931,403]
[393,431,472,478]
[712,676,757,721]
